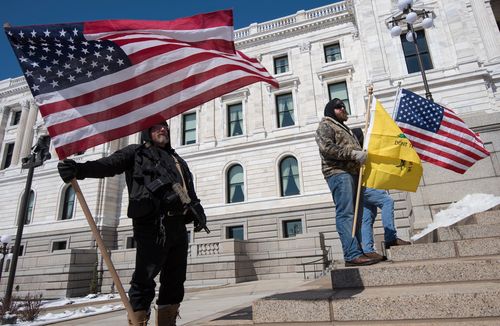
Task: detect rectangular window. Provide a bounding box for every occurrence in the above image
[273,55,289,74]
[276,93,295,128]
[328,82,351,114]
[1,143,15,170]
[182,112,197,145]
[126,237,136,249]
[324,43,342,62]
[51,241,67,252]
[186,231,191,244]
[401,30,433,74]
[228,103,243,137]
[283,219,303,238]
[10,111,21,126]
[226,225,244,240]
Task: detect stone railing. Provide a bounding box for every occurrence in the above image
[305,1,349,19]
[189,241,221,257]
[234,1,349,40]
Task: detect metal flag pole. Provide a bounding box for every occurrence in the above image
[352,86,374,237]
[70,179,139,326]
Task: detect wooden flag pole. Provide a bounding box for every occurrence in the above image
[351,86,374,237]
[71,179,139,326]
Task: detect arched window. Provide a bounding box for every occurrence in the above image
[24,190,35,225]
[61,186,76,220]
[227,164,244,203]
[280,156,300,197]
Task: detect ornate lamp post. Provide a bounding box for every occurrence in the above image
[388,0,435,101]
[0,235,13,281]
[4,135,50,308]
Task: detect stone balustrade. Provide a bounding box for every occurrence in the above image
[234,1,349,40]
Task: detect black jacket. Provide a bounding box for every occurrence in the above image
[75,144,199,220]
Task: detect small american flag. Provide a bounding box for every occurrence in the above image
[394,88,490,174]
[4,10,278,159]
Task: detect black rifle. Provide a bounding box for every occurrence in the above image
[147,173,210,234]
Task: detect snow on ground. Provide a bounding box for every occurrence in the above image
[411,193,500,241]
[4,294,124,326]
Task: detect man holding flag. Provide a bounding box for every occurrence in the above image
[5,9,278,326]
[58,121,201,325]
[315,98,380,267]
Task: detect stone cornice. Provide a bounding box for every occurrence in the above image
[0,76,31,98]
[235,2,355,50]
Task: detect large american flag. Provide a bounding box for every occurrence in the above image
[4,10,278,159]
[394,88,489,174]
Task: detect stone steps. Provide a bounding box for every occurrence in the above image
[252,281,500,323]
[248,208,500,324]
[193,208,500,325]
[436,223,500,241]
[389,235,500,261]
[458,205,500,226]
[331,255,500,288]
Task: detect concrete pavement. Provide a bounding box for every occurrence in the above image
[47,278,307,325]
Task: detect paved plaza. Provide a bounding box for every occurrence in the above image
[47,278,307,325]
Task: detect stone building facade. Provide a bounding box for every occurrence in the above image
[0,0,499,298]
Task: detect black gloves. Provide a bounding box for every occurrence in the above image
[191,202,207,233]
[57,159,78,183]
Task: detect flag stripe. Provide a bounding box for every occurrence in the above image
[54,75,267,158]
[84,10,234,34]
[413,151,468,174]
[40,45,274,116]
[50,69,275,148]
[47,63,273,135]
[398,123,487,161]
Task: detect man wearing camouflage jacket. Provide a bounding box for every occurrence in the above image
[315,98,380,267]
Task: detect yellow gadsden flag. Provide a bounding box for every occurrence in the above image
[362,97,423,192]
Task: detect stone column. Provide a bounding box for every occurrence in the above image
[469,0,500,62]
[19,100,39,159]
[10,100,29,166]
[0,106,9,146]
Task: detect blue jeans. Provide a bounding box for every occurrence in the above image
[326,172,364,261]
[361,188,397,253]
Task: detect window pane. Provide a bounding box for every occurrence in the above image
[52,241,67,252]
[328,82,351,114]
[274,55,289,74]
[324,44,341,62]
[2,143,15,169]
[11,111,21,126]
[228,165,244,203]
[62,186,75,220]
[283,220,302,238]
[280,157,300,196]
[228,103,243,137]
[227,225,244,240]
[126,237,136,249]
[183,113,196,145]
[276,93,295,128]
[25,190,35,225]
[401,30,433,74]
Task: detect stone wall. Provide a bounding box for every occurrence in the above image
[0,249,97,299]
[100,232,328,292]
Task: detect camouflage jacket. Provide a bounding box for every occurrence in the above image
[315,116,362,178]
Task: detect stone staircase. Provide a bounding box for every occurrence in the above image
[249,205,500,325]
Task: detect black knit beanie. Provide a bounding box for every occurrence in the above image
[324,98,344,120]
